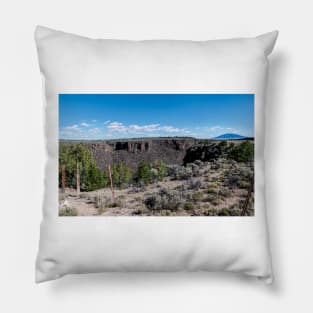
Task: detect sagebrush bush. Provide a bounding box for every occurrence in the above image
[145,188,183,211]
[201,208,218,216]
[219,188,232,198]
[184,201,194,210]
[217,206,241,216]
[186,163,201,176]
[227,174,241,187]
[170,165,193,180]
[192,191,203,201]
[207,186,218,194]
[94,194,108,213]
[144,194,163,211]
[59,207,77,216]
[187,178,202,190]
[238,180,251,189]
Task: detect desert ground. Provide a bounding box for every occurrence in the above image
[59,154,254,216]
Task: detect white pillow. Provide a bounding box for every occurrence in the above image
[35,26,278,283]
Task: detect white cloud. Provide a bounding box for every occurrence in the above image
[159,126,181,133]
[209,125,221,131]
[103,120,111,125]
[92,119,97,123]
[106,122,188,136]
[64,124,80,131]
[128,124,160,133]
[107,122,127,133]
[80,122,90,127]
[88,127,101,134]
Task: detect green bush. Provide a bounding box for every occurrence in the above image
[84,165,108,191]
[207,187,218,194]
[184,201,194,210]
[112,162,132,188]
[151,160,168,181]
[136,160,152,185]
[217,206,241,216]
[228,141,254,162]
[144,188,183,211]
[219,188,232,198]
[192,191,203,201]
[59,207,77,216]
[187,178,202,190]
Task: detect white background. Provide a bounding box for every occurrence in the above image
[0,0,312,312]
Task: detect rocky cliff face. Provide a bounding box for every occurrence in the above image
[60,138,199,171]
[101,138,198,171]
[60,138,254,172]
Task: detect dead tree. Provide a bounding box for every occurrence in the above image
[240,179,254,216]
[61,164,66,193]
[76,162,80,196]
[108,164,115,203]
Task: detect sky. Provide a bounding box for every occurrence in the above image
[59,94,254,140]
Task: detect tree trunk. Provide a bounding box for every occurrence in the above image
[61,164,66,193]
[76,162,80,196]
[108,164,115,203]
[240,179,254,216]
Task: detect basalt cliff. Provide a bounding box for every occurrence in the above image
[60,138,199,171]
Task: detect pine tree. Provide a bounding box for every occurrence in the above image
[136,160,151,185]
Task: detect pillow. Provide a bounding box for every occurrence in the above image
[35,26,278,283]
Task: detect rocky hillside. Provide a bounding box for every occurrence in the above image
[60,138,199,171]
[60,137,254,172]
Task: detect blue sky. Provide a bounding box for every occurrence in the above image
[59,94,254,140]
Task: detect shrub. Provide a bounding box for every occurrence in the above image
[227,174,241,187]
[192,191,203,201]
[59,207,77,216]
[219,188,232,198]
[144,194,163,211]
[151,160,168,181]
[112,162,132,188]
[83,165,108,191]
[184,201,194,210]
[145,188,183,211]
[136,160,152,185]
[187,178,202,190]
[238,180,251,189]
[228,141,254,162]
[170,165,193,180]
[94,194,109,213]
[203,194,218,202]
[217,206,241,216]
[160,210,177,216]
[186,163,201,176]
[132,206,148,215]
[150,168,159,182]
[211,197,221,206]
[207,187,218,194]
[218,208,231,216]
[202,208,218,216]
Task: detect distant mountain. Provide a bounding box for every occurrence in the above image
[213,133,247,140]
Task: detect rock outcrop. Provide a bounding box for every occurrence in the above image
[60,138,198,171]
